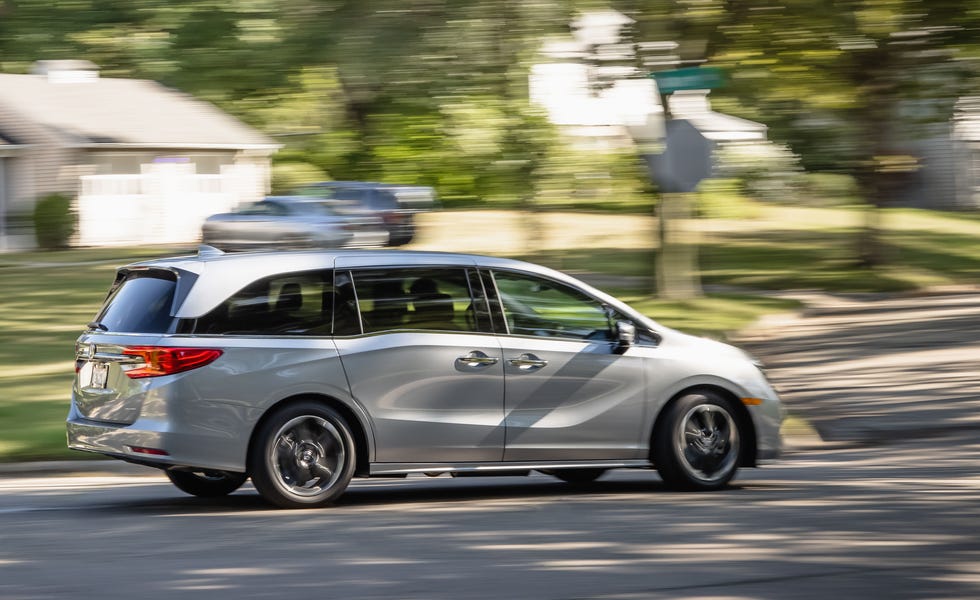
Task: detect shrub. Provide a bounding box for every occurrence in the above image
[696,179,761,220]
[802,173,861,206]
[271,162,328,195]
[33,193,76,249]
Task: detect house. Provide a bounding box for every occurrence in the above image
[529,11,768,158]
[950,97,980,209]
[0,60,279,249]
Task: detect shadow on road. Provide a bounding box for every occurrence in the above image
[101,476,684,514]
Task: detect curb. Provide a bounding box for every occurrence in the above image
[0,460,162,478]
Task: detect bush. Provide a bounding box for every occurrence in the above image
[802,173,861,206]
[713,142,804,203]
[271,161,328,195]
[696,179,761,220]
[33,193,76,249]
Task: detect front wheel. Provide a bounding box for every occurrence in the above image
[653,391,741,491]
[166,469,248,497]
[249,402,356,509]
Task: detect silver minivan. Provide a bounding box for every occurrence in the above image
[68,247,781,508]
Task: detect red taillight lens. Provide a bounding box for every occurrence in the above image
[121,346,223,379]
[128,446,170,456]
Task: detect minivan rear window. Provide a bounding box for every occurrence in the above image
[95,270,178,333]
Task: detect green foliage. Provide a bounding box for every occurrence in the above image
[536,142,652,212]
[713,143,804,204]
[32,193,76,249]
[271,161,328,195]
[696,179,761,220]
[2,0,979,232]
[801,173,861,207]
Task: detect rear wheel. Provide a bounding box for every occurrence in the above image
[653,391,741,491]
[249,402,356,509]
[166,469,248,498]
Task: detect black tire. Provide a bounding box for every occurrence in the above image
[249,401,356,509]
[547,468,607,485]
[386,220,416,246]
[166,469,248,498]
[653,390,741,491]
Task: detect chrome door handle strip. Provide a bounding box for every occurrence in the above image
[90,353,140,364]
[456,352,500,367]
[508,354,548,369]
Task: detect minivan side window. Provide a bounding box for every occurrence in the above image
[491,270,614,341]
[194,270,336,335]
[350,268,482,334]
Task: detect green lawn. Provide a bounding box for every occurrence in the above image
[0,203,977,462]
[699,205,980,291]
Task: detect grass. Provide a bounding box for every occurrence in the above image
[0,203,977,462]
[618,293,802,340]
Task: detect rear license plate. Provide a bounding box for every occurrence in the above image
[90,362,109,389]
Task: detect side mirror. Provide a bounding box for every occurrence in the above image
[615,321,636,353]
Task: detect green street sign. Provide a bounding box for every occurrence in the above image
[650,67,725,94]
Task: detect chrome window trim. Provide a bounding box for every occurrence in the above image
[370,459,651,476]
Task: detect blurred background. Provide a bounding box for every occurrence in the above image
[0,1,978,459]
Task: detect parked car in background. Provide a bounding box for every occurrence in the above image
[68,247,782,509]
[201,196,388,251]
[295,181,438,246]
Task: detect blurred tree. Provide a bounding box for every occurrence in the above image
[699,0,980,265]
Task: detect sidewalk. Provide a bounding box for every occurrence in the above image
[734,288,980,445]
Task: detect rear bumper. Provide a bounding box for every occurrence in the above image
[66,406,246,473]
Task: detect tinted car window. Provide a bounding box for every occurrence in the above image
[285,201,334,217]
[195,270,336,335]
[365,191,398,211]
[237,202,287,216]
[351,268,480,333]
[96,271,177,334]
[491,271,614,340]
[331,188,369,203]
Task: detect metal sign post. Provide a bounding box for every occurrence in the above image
[640,120,713,299]
[638,66,725,299]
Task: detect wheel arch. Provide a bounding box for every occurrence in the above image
[650,384,758,468]
[246,393,373,477]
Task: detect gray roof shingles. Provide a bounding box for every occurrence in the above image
[0,72,277,149]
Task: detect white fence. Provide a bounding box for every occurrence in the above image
[76,162,264,246]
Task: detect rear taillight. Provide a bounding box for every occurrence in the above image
[121,346,223,379]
